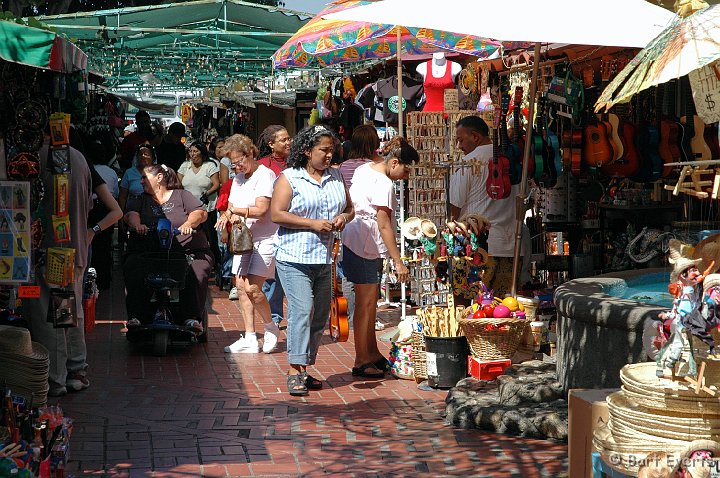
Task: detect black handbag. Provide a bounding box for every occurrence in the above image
[228,211,253,255]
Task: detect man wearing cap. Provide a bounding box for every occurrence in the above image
[156,122,188,172]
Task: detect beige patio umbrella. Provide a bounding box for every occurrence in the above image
[324,0,674,296]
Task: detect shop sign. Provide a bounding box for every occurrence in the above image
[690,60,720,124]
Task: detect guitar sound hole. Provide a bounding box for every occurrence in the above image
[591,132,600,142]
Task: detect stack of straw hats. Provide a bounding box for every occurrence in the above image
[594,361,720,475]
[0,325,49,406]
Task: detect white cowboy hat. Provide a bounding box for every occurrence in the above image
[401,216,422,241]
[669,239,702,283]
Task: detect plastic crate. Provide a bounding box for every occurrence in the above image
[467,357,511,380]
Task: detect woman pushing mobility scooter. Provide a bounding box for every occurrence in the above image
[123,163,213,355]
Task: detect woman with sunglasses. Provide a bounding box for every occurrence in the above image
[217,134,280,354]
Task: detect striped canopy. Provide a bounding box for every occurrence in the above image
[272,0,519,68]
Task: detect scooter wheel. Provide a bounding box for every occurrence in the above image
[153,330,169,356]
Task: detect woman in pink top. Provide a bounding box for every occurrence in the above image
[341,137,418,378]
[338,124,382,189]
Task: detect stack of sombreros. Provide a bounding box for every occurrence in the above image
[0,325,49,406]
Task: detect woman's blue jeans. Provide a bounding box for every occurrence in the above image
[276,260,331,366]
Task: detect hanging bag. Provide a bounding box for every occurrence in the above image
[228,209,253,255]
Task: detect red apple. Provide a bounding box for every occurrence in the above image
[482,304,495,317]
[472,309,487,319]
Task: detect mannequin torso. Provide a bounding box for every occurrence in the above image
[417,53,461,112]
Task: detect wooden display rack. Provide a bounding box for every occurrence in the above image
[664,160,720,199]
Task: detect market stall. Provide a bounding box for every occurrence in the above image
[0,19,88,477]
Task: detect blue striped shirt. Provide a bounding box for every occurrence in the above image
[276,167,347,265]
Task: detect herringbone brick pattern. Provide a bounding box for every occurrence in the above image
[55,271,568,477]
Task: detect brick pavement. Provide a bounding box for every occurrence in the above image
[55,272,568,477]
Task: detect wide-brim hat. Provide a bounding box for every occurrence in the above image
[704,273,720,294]
[401,216,422,240]
[670,256,703,283]
[420,219,437,238]
[670,440,720,476]
[0,325,49,361]
[694,234,720,276]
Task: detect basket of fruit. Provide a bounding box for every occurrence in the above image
[459,297,529,360]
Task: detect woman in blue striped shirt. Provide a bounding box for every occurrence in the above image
[271,126,355,396]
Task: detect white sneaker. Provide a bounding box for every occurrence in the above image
[228,287,239,300]
[224,336,259,353]
[262,322,280,354]
[375,320,386,331]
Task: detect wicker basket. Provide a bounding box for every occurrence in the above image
[411,331,427,382]
[458,317,528,360]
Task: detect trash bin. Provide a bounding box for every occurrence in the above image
[424,335,469,389]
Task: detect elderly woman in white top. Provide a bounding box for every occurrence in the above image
[217,134,281,354]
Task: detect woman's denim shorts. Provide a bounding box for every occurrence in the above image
[341,245,382,285]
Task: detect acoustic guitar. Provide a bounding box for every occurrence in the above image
[602,105,639,178]
[487,101,512,200]
[582,81,613,169]
[680,76,711,162]
[329,234,349,342]
[508,86,535,180]
[599,56,623,163]
[562,128,583,177]
[659,81,682,177]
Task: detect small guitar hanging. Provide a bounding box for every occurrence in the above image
[329,232,349,342]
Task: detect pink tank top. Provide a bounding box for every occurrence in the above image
[422,60,455,112]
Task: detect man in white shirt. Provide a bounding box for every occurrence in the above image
[449,115,530,299]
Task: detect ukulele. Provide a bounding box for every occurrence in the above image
[498,79,522,185]
[329,233,349,342]
[634,89,663,182]
[487,100,512,200]
[562,126,583,177]
[508,86,535,180]
[535,96,557,187]
[546,108,563,176]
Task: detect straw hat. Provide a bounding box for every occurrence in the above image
[694,234,720,276]
[0,325,49,361]
[420,219,437,238]
[669,239,702,283]
[401,216,422,240]
[704,274,720,294]
[671,440,720,477]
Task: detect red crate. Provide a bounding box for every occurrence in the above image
[467,357,511,380]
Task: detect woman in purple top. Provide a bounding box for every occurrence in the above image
[338,125,382,189]
[123,164,213,332]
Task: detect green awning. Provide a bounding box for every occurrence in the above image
[0,20,87,72]
[37,0,310,89]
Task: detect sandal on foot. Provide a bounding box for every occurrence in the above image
[287,373,309,396]
[305,374,323,390]
[373,357,389,372]
[352,363,385,379]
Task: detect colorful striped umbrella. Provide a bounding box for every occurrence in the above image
[272,0,516,68]
[0,20,87,73]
